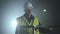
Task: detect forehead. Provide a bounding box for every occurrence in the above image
[27,6,33,10]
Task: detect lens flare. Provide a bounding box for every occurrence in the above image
[43,9,46,12]
[12,20,17,27]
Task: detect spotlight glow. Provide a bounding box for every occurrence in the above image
[43,9,46,12]
[12,20,17,27]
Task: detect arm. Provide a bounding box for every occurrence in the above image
[15,25,18,34]
[15,18,20,34]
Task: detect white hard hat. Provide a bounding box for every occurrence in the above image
[27,2,33,9]
[24,2,33,10]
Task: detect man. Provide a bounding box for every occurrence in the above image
[15,2,40,34]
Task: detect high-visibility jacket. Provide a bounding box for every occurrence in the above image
[15,15,40,34]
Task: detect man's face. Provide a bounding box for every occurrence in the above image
[26,7,32,15]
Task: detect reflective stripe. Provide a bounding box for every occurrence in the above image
[23,16,34,26]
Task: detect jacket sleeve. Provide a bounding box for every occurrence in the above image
[15,25,18,34]
[38,22,41,32]
[15,17,20,34]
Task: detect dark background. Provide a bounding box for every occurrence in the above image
[0,0,60,34]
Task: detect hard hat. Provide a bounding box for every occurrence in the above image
[24,2,33,10]
[27,2,33,9]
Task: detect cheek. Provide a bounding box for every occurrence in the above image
[26,9,32,13]
[28,10,32,13]
[30,10,32,12]
[29,9,32,12]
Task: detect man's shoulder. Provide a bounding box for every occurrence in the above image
[16,16,24,20]
[34,17,39,20]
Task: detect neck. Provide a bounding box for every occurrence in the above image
[25,13,32,17]
[29,14,31,17]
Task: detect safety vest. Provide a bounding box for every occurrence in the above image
[16,16,40,34]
